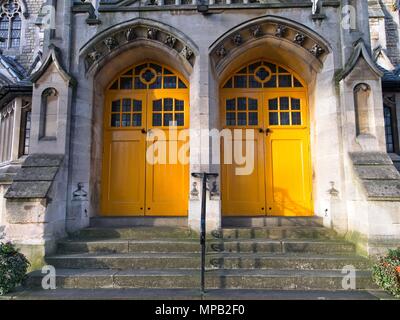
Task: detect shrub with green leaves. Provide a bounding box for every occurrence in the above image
[0,242,30,295]
[372,248,400,298]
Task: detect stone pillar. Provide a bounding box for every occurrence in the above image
[188,49,221,232]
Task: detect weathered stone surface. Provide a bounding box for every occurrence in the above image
[354,165,400,180]
[4,181,53,199]
[363,180,400,199]
[22,154,64,168]
[349,152,393,165]
[14,167,60,182]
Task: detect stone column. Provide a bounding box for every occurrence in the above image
[188,48,221,232]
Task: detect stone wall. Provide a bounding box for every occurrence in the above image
[0,0,45,70]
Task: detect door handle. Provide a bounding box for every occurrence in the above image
[266,128,272,136]
[259,128,265,133]
[141,129,147,134]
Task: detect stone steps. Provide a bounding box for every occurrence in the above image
[45,252,371,270]
[4,288,389,300]
[22,224,375,293]
[24,269,377,290]
[58,238,355,255]
[222,217,324,228]
[71,226,338,241]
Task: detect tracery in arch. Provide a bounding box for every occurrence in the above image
[0,0,22,49]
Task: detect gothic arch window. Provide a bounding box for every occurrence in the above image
[353,83,372,136]
[0,0,22,49]
[40,88,58,139]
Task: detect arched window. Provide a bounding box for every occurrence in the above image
[0,0,22,49]
[40,88,58,139]
[353,83,372,136]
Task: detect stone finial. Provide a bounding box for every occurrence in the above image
[181,46,193,60]
[293,33,306,46]
[275,24,287,38]
[104,37,119,51]
[164,35,177,48]
[232,33,243,46]
[310,44,325,58]
[250,25,262,38]
[125,28,136,42]
[216,46,227,58]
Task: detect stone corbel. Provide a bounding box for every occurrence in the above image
[72,1,101,25]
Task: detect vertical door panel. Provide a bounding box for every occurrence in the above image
[221,94,266,216]
[264,92,313,216]
[101,93,147,216]
[145,91,189,216]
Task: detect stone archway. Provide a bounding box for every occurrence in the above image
[207,16,339,224]
[78,21,199,219]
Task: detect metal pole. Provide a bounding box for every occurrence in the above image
[200,173,207,294]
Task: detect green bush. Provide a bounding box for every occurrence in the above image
[372,248,400,298]
[0,242,30,295]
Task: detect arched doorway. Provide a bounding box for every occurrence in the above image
[101,61,190,217]
[221,60,313,217]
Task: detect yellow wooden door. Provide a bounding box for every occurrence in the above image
[220,60,313,217]
[101,93,147,216]
[145,90,190,216]
[264,92,313,216]
[221,94,266,216]
[101,62,189,217]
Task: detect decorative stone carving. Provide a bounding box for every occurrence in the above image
[310,44,325,58]
[216,46,227,58]
[125,28,136,42]
[210,180,220,200]
[293,33,306,46]
[83,24,196,72]
[275,24,287,38]
[73,183,88,200]
[232,33,242,46]
[104,37,119,51]
[87,50,101,62]
[181,46,193,60]
[190,182,199,200]
[164,35,177,48]
[250,25,262,38]
[147,28,158,40]
[328,181,339,197]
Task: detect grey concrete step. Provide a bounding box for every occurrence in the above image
[4,288,394,300]
[71,226,339,241]
[222,217,324,228]
[45,252,371,270]
[71,227,197,240]
[218,227,339,240]
[58,238,355,255]
[24,269,377,290]
[90,217,188,228]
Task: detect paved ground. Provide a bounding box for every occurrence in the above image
[1,288,397,300]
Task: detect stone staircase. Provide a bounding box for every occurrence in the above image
[22,217,378,295]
